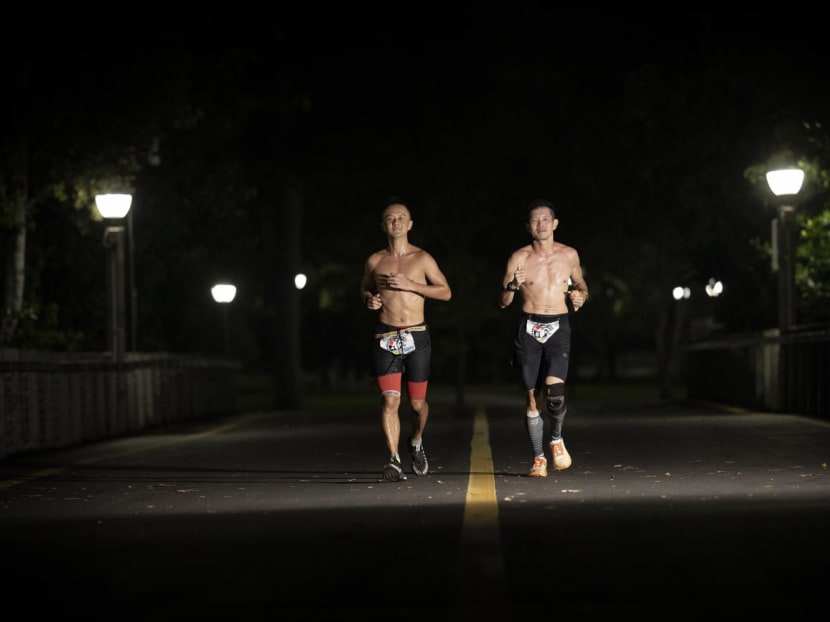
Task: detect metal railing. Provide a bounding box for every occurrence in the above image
[0,350,240,459]
[685,326,830,418]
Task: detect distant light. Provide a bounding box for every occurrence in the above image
[211,283,237,303]
[95,193,133,219]
[705,278,724,297]
[148,137,162,167]
[766,169,804,196]
[295,273,307,290]
[672,286,691,301]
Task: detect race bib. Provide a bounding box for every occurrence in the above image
[380,331,416,355]
[526,319,559,344]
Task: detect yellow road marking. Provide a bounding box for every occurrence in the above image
[456,408,507,613]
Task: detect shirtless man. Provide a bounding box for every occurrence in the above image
[360,198,452,482]
[498,198,589,477]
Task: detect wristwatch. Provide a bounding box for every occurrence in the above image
[504,282,520,292]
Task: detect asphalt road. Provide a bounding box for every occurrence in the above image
[2,385,828,620]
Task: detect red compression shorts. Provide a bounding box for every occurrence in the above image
[377,373,428,400]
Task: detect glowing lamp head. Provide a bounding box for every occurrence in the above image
[95,193,133,219]
[211,284,237,303]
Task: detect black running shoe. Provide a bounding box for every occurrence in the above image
[383,456,407,482]
[408,438,429,475]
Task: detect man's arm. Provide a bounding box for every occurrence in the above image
[571,278,589,297]
[359,258,374,300]
[421,255,452,301]
[498,252,525,309]
[568,253,589,311]
[360,256,383,310]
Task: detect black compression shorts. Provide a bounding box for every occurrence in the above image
[512,312,571,391]
[371,322,431,383]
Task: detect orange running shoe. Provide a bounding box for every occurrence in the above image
[528,456,548,477]
[550,439,572,470]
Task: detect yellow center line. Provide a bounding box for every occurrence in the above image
[455,407,507,614]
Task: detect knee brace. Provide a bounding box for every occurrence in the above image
[545,383,566,417]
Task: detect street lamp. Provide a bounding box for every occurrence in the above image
[704,278,724,298]
[95,193,132,361]
[95,193,136,350]
[672,286,691,301]
[211,283,237,357]
[766,168,804,332]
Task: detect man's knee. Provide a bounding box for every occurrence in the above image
[545,383,566,416]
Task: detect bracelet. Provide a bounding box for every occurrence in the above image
[504,283,520,292]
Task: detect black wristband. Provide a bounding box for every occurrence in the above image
[504,283,520,292]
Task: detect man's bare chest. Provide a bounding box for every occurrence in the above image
[375,255,420,276]
[526,256,569,286]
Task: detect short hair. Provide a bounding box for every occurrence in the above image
[382,195,408,211]
[527,198,555,219]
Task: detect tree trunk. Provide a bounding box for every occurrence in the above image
[271,177,304,409]
[1,191,27,346]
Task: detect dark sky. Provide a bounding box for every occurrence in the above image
[11,6,827,222]
[260,9,828,189]
[20,7,827,166]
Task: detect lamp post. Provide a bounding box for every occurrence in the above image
[211,283,237,358]
[95,193,133,361]
[765,168,804,333]
[126,207,137,351]
[766,168,804,413]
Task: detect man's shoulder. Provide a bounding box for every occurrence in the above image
[368,248,389,259]
[403,245,432,261]
[365,249,389,266]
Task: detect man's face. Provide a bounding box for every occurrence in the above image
[527,207,556,237]
[382,204,412,235]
